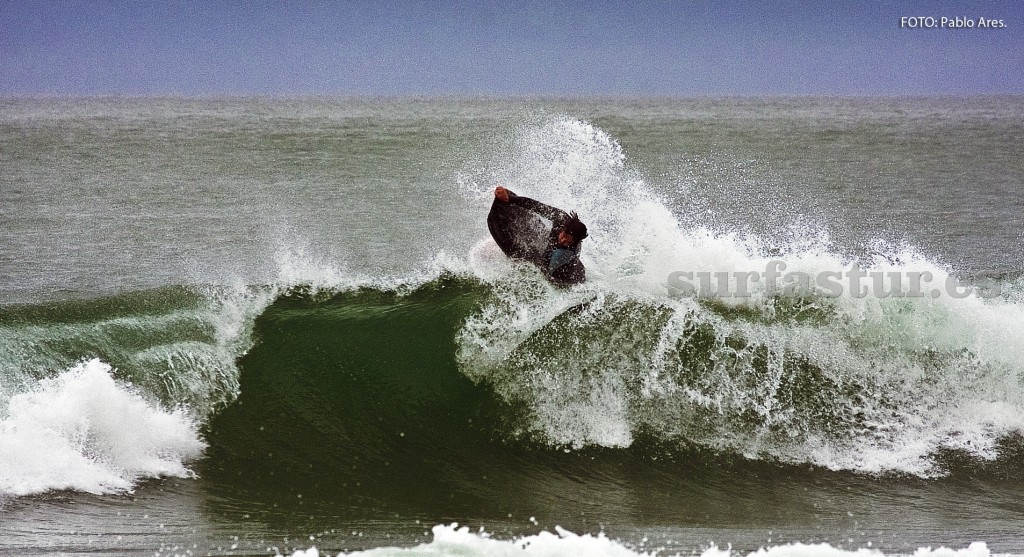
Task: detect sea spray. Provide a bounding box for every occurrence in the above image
[456,115,1024,476]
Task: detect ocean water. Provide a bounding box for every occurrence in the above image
[1,96,1023,556]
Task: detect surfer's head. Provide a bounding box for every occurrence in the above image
[558,212,588,247]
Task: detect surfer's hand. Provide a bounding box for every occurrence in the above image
[494,186,510,203]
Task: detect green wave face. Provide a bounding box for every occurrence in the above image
[3,269,1024,505]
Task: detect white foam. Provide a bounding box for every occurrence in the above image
[0,359,205,496]
[283,525,1008,557]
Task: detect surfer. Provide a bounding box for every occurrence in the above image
[487,186,588,285]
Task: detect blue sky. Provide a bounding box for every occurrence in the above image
[2,1,1022,96]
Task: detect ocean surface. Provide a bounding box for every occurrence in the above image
[1,97,1023,556]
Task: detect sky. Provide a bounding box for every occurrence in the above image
[1,0,1022,97]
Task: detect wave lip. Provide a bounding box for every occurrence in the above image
[0,358,205,497]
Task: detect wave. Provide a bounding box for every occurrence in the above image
[3,115,1024,500]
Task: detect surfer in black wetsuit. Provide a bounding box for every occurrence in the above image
[487,186,588,286]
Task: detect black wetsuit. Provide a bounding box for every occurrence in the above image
[487,190,586,286]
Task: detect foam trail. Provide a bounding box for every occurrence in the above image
[283,525,1004,557]
[0,359,204,497]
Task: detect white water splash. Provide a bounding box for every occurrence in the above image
[456,115,1024,476]
[0,359,205,496]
